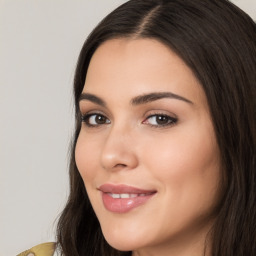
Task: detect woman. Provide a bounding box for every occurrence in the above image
[20,0,256,255]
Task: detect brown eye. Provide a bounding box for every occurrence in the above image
[155,115,170,125]
[82,114,110,126]
[94,115,107,124]
[143,114,177,127]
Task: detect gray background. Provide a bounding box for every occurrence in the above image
[0,1,255,255]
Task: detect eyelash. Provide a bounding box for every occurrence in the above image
[81,112,178,128]
[142,114,178,127]
[81,113,110,127]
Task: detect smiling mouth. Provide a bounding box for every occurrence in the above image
[98,184,157,213]
[107,192,155,199]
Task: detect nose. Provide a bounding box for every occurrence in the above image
[100,126,138,172]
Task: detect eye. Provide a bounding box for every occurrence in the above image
[81,113,110,127]
[143,114,177,127]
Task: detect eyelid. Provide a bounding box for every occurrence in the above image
[79,104,109,117]
[79,102,112,119]
[142,111,178,128]
[79,109,178,129]
[81,111,111,127]
[142,110,177,120]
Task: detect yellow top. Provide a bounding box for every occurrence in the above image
[17,242,56,256]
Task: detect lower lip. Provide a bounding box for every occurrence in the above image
[101,193,155,213]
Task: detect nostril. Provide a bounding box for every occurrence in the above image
[114,163,127,168]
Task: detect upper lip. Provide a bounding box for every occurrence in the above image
[98,184,157,194]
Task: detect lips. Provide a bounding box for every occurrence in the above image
[98,184,156,213]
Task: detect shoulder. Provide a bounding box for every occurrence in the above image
[17,242,56,256]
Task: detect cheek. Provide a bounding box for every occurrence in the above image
[139,128,221,239]
[75,134,98,182]
[142,124,221,204]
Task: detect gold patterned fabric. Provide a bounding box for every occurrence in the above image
[17,242,56,256]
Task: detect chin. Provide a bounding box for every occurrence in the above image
[101,227,148,252]
[107,240,135,252]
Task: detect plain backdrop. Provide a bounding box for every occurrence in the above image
[0,1,255,255]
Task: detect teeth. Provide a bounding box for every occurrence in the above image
[108,193,149,198]
[120,194,130,198]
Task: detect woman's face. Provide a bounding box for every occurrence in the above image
[75,38,221,255]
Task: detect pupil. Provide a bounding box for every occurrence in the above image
[157,116,168,124]
[96,115,106,124]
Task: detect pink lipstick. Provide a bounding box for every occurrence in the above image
[99,184,156,213]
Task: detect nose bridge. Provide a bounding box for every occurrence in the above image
[100,121,138,171]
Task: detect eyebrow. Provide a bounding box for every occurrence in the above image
[131,92,193,105]
[78,91,193,106]
[79,93,106,107]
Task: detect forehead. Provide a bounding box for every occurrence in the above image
[86,38,189,85]
[83,38,207,107]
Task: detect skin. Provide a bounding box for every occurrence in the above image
[75,38,221,256]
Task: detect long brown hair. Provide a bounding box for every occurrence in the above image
[56,0,256,255]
